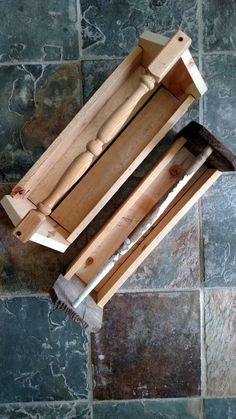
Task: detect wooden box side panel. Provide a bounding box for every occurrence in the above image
[139,31,207,100]
[50,87,192,240]
[11,46,143,202]
[96,169,221,307]
[65,145,198,283]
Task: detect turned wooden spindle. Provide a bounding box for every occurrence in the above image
[38,74,156,216]
[13,30,191,242]
[13,73,156,241]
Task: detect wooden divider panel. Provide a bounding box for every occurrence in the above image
[51,88,193,243]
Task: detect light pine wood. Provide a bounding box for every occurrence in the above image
[148,30,191,82]
[51,88,192,240]
[56,94,195,244]
[1,195,70,252]
[96,169,221,307]
[139,32,207,100]
[64,138,192,281]
[13,30,190,217]
[36,73,156,216]
[5,30,206,250]
[11,46,143,201]
[13,67,158,243]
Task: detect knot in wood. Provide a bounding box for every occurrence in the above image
[86,257,94,266]
[87,139,103,156]
[169,164,181,177]
[10,186,26,197]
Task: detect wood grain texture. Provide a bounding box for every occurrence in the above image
[97,169,220,307]
[11,46,143,202]
[51,88,191,242]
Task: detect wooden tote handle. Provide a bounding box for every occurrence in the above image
[38,74,156,216]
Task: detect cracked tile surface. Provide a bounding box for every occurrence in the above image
[0,184,88,295]
[203,54,236,154]
[80,0,198,57]
[0,0,79,61]
[91,292,201,400]
[0,64,82,182]
[205,289,236,397]
[203,0,236,51]
[93,399,201,419]
[202,175,236,287]
[0,401,91,419]
[0,297,89,403]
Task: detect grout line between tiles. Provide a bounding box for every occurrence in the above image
[0,400,89,407]
[200,288,207,398]
[1,50,236,67]
[1,285,236,300]
[1,395,236,408]
[118,288,201,293]
[200,398,204,419]
[86,331,94,419]
[76,0,83,63]
[202,50,236,55]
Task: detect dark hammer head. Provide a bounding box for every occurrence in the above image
[177,122,236,172]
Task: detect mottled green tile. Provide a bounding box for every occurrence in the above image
[0,184,87,295]
[0,0,79,62]
[81,0,198,57]
[91,291,201,399]
[203,55,236,154]
[123,206,200,290]
[205,398,236,419]
[0,401,91,419]
[93,399,201,419]
[202,175,236,287]
[203,0,236,51]
[82,59,121,102]
[0,297,89,403]
[0,64,82,181]
[205,289,236,397]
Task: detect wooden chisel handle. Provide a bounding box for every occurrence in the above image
[38,74,156,216]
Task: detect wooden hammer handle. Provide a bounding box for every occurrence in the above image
[38,74,156,216]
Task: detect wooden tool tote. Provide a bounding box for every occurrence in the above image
[3,30,226,330]
[1,30,206,250]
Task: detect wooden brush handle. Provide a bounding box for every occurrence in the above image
[38,73,156,216]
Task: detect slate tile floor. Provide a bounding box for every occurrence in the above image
[0,0,236,418]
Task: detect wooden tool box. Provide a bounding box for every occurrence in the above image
[1,30,219,330]
[1,30,206,252]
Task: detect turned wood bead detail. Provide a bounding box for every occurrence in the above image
[35,72,157,216]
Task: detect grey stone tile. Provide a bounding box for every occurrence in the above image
[0,1,79,62]
[0,64,82,182]
[203,54,236,154]
[123,206,200,290]
[82,59,121,102]
[80,0,198,58]
[0,184,87,296]
[0,297,89,403]
[205,398,236,419]
[93,399,201,419]
[203,0,236,51]
[0,401,91,419]
[202,175,236,287]
[91,291,201,399]
[204,289,236,397]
